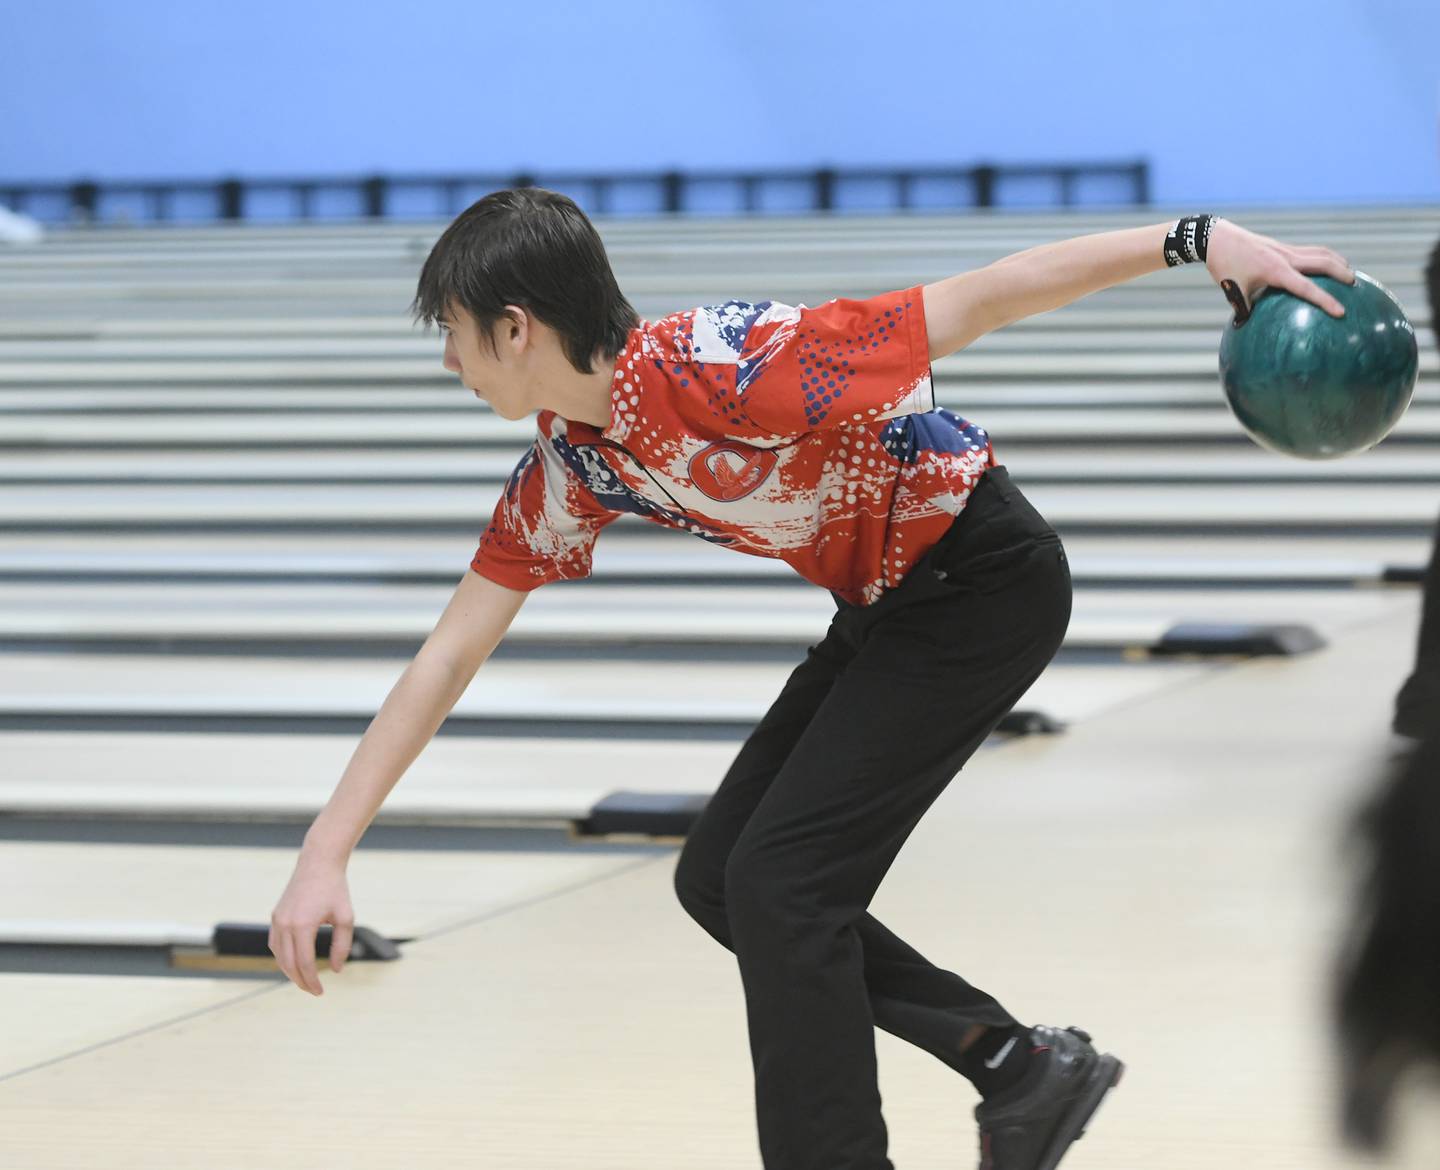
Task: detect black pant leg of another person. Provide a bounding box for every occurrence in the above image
[674,468,1071,1170]
[1394,238,1440,739]
[1394,506,1440,738]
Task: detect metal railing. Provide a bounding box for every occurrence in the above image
[1,160,1150,225]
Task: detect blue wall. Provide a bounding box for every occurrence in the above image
[3,0,1438,208]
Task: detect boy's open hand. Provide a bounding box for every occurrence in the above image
[1205,218,1355,325]
[269,853,355,996]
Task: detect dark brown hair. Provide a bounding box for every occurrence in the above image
[411,187,638,373]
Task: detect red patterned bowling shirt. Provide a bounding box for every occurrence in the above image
[470,285,996,607]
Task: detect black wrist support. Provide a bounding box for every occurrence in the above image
[1164,214,1216,267]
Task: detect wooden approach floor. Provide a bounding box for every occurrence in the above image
[2,594,1438,1169]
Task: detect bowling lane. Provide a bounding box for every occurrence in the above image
[7,406,1440,447]
[2,477,1440,532]
[0,839,647,967]
[0,730,740,822]
[0,578,1414,650]
[2,443,1439,484]
[0,600,1423,1170]
[0,530,1429,583]
[0,975,273,1079]
[0,653,1223,734]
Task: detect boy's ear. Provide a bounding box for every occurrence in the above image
[500,304,530,351]
[476,306,527,361]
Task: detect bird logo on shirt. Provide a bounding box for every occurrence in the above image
[689,440,779,502]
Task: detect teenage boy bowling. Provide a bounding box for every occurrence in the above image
[269,189,1355,1170]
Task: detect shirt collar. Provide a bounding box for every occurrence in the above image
[599,323,648,445]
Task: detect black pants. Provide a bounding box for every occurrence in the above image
[1395,507,1440,738]
[673,465,1072,1170]
[1394,238,1440,739]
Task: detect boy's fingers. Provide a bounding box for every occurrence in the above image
[275,926,320,994]
[1328,251,1357,282]
[295,930,323,995]
[1281,268,1346,318]
[1292,247,1355,284]
[330,922,353,973]
[273,929,297,988]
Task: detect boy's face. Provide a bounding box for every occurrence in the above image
[439,302,531,420]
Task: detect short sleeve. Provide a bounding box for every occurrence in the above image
[734,286,935,438]
[470,415,622,591]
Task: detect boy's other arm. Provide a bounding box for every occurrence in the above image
[300,569,530,863]
[921,219,1354,361]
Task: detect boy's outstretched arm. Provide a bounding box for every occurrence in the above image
[269,569,528,995]
[922,218,1356,361]
[301,570,529,862]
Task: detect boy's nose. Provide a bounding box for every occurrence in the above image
[442,334,462,374]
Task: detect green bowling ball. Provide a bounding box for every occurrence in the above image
[1218,270,1418,460]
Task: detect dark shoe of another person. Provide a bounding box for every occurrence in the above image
[973,1024,1124,1170]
